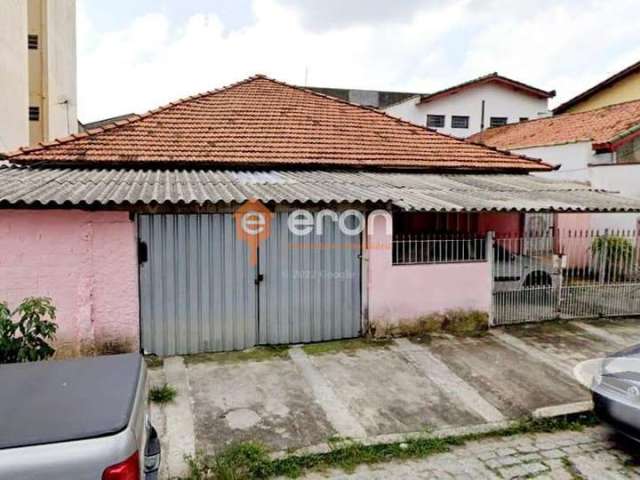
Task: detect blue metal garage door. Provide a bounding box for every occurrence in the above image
[138,212,362,356]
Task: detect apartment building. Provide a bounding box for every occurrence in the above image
[0,0,77,152]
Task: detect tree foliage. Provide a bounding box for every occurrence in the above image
[0,297,58,364]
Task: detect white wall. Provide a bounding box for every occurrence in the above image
[514,142,640,232]
[46,0,77,139]
[384,83,550,137]
[589,164,640,231]
[517,142,595,183]
[0,0,29,152]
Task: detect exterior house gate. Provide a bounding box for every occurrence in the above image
[138,213,361,355]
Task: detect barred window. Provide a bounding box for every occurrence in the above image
[29,106,40,121]
[28,34,39,50]
[427,114,445,128]
[451,115,469,129]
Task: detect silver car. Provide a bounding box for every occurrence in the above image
[0,353,160,479]
[493,244,560,292]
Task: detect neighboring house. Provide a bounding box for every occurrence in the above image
[0,0,77,153]
[383,73,555,137]
[0,75,637,357]
[470,99,640,231]
[554,60,640,114]
[305,86,424,108]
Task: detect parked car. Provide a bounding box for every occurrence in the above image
[0,353,160,479]
[592,344,640,442]
[493,244,561,292]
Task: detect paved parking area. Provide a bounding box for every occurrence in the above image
[148,317,640,478]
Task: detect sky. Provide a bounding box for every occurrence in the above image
[77,0,640,122]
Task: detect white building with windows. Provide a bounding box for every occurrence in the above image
[383,73,555,138]
[0,0,77,153]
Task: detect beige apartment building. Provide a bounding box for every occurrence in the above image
[0,0,77,152]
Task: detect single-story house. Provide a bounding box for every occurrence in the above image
[469,98,640,232]
[383,73,555,137]
[2,75,640,357]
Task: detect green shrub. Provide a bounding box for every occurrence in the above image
[0,297,58,364]
[592,236,635,281]
[149,383,177,404]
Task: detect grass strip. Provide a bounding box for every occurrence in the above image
[183,412,598,479]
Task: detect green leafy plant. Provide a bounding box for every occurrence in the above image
[0,297,57,364]
[592,236,635,281]
[149,383,177,404]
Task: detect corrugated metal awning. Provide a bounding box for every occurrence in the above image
[1,165,640,213]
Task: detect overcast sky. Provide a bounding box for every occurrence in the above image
[78,0,640,122]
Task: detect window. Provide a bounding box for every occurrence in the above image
[29,106,40,122]
[426,114,445,128]
[519,117,529,122]
[490,117,508,128]
[451,115,469,129]
[28,34,38,50]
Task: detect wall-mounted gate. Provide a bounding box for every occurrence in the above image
[492,230,640,325]
[138,213,361,356]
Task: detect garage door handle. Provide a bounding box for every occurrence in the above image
[138,241,148,264]
[255,274,265,285]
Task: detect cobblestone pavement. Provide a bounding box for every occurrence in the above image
[301,426,640,479]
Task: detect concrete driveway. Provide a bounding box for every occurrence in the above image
[148,317,640,478]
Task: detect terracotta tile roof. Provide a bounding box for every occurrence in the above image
[469,99,640,151]
[554,60,640,114]
[418,72,555,105]
[5,75,550,172]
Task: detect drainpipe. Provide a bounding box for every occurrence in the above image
[480,100,486,131]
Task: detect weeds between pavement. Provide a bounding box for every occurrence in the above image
[183,412,599,479]
[183,346,290,365]
[148,383,177,404]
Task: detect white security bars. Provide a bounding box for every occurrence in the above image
[492,229,640,325]
[392,233,488,265]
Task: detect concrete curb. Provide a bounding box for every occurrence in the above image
[163,357,196,478]
[532,401,594,419]
[271,420,515,459]
[271,402,596,460]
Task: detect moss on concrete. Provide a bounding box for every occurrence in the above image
[183,346,290,365]
[302,338,393,356]
[381,309,489,339]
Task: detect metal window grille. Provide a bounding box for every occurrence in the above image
[451,115,469,129]
[490,117,508,128]
[28,34,39,49]
[392,234,487,265]
[29,106,40,122]
[427,114,445,128]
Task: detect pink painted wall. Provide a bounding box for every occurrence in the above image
[0,210,139,356]
[367,212,492,330]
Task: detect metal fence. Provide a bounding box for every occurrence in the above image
[392,234,487,265]
[492,229,640,325]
